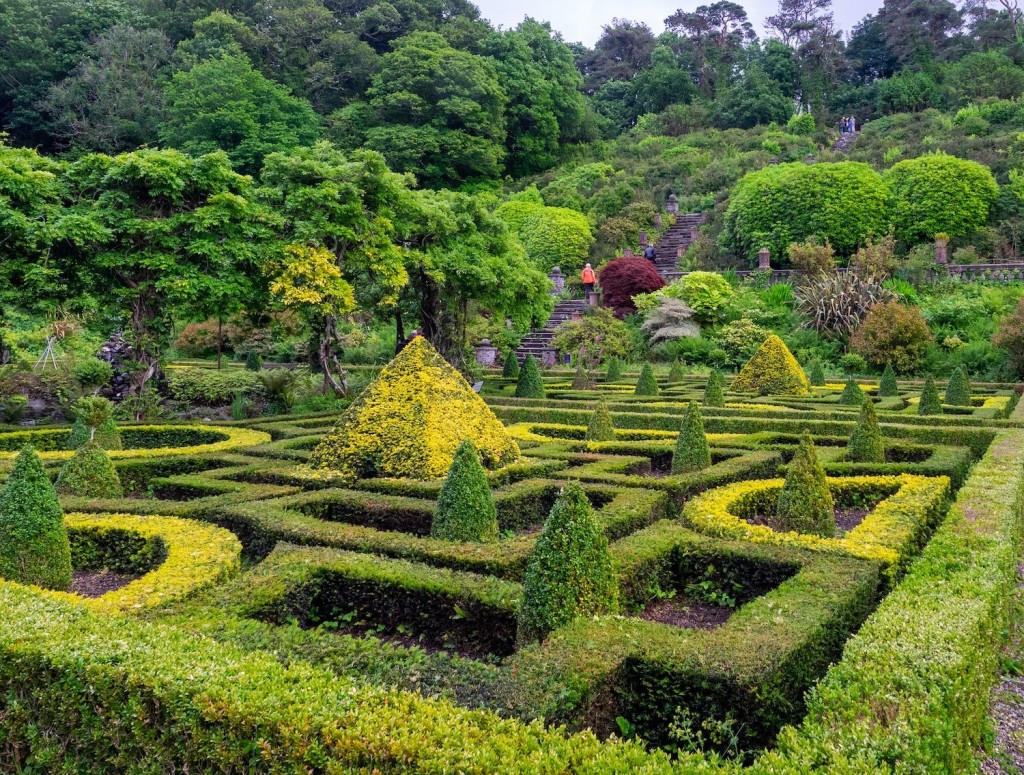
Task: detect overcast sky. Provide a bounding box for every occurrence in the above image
[473,0,885,46]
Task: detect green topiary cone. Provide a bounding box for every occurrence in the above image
[704,369,726,407]
[944,366,971,406]
[67,417,89,450]
[431,440,499,543]
[918,375,943,416]
[605,358,623,382]
[667,359,685,384]
[94,418,123,450]
[55,442,124,499]
[515,354,546,398]
[839,377,863,406]
[502,352,520,380]
[848,396,885,463]
[808,360,825,387]
[517,481,618,643]
[585,401,616,441]
[776,432,835,538]
[878,363,899,397]
[0,446,71,590]
[672,402,711,474]
[571,362,592,390]
[634,363,660,396]
[245,350,263,371]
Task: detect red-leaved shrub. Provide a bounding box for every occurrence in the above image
[598,257,666,318]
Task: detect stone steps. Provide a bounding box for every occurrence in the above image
[513,298,589,363]
[650,212,707,279]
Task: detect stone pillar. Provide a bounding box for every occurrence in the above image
[758,247,771,271]
[677,245,685,259]
[540,346,558,368]
[935,237,949,265]
[624,249,633,257]
[690,227,700,242]
[666,193,679,214]
[475,339,497,367]
[587,291,599,307]
[548,266,564,294]
[653,213,663,228]
[571,310,584,322]
[639,230,648,246]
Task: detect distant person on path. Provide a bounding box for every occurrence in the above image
[839,116,848,133]
[849,115,856,133]
[581,263,596,296]
[397,329,421,354]
[644,245,657,264]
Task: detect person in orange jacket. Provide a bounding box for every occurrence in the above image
[581,263,596,296]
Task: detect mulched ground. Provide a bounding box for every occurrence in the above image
[639,596,733,631]
[69,570,138,598]
[745,508,869,537]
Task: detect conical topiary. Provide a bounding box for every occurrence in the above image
[808,360,825,387]
[67,417,89,450]
[502,352,520,380]
[585,401,616,441]
[605,358,623,382]
[634,363,660,396]
[878,363,899,397]
[515,354,546,399]
[918,375,943,416]
[732,335,811,396]
[944,366,971,406]
[245,350,263,371]
[55,442,124,499]
[848,396,885,463]
[672,402,711,474]
[518,482,618,643]
[704,369,726,407]
[94,418,122,451]
[839,377,863,406]
[572,361,593,390]
[776,432,835,538]
[667,359,685,384]
[431,440,499,543]
[311,337,520,482]
[0,446,71,590]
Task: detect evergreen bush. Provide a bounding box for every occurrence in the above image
[430,440,499,543]
[502,353,520,380]
[667,359,685,384]
[848,397,885,463]
[879,363,899,397]
[67,418,89,450]
[918,375,943,416]
[944,366,972,406]
[94,418,123,451]
[515,355,546,399]
[245,351,263,371]
[840,377,864,406]
[776,432,835,538]
[672,402,711,474]
[634,363,660,396]
[55,443,124,499]
[808,360,825,386]
[517,482,618,643]
[585,401,616,441]
[605,358,622,382]
[704,369,726,407]
[732,335,811,396]
[0,446,72,590]
[571,362,592,390]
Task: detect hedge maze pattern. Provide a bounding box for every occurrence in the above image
[1,367,1023,771]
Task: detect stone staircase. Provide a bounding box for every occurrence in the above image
[652,212,707,280]
[514,298,589,364]
[831,131,859,154]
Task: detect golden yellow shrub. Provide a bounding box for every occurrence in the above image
[731,334,811,396]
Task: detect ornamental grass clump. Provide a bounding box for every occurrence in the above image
[840,377,863,406]
[585,401,616,441]
[55,443,124,499]
[918,375,943,416]
[879,363,899,397]
[311,337,520,482]
[518,482,618,643]
[732,334,811,396]
[515,354,545,398]
[849,396,885,463]
[430,440,498,543]
[667,359,685,384]
[808,360,825,387]
[776,432,835,538]
[605,357,623,382]
[672,402,711,474]
[944,366,971,406]
[0,446,71,590]
[704,369,726,407]
[634,363,660,396]
[502,352,520,380]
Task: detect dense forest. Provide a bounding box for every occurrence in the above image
[6,0,1024,415]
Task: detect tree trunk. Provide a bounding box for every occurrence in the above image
[394,306,405,355]
[128,295,160,400]
[318,313,348,396]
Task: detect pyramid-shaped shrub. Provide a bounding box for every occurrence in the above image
[667,359,685,384]
[944,366,971,406]
[732,335,810,396]
[0,446,72,590]
[776,432,835,538]
[839,377,864,406]
[634,363,660,396]
[808,360,825,387]
[502,353,520,380]
[704,369,726,407]
[55,443,124,499]
[605,358,622,382]
[431,440,498,543]
[515,354,546,398]
[311,337,521,482]
[918,375,943,416]
[518,482,618,643]
[585,401,616,441]
[848,397,885,463]
[672,402,711,474]
[878,363,899,397]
